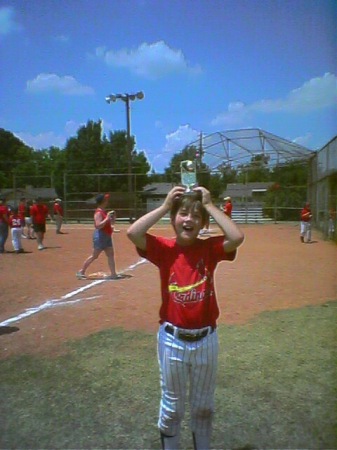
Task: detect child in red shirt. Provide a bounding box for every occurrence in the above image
[300,202,312,243]
[76,193,122,279]
[223,196,233,218]
[30,197,50,250]
[53,198,64,234]
[127,186,244,450]
[9,206,24,253]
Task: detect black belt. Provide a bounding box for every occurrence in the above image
[164,324,215,342]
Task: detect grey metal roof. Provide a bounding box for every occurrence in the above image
[0,187,58,201]
[187,128,314,171]
[221,182,273,198]
[142,182,174,196]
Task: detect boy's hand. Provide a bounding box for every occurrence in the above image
[163,186,185,211]
[193,186,212,206]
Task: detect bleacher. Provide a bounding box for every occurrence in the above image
[231,206,273,224]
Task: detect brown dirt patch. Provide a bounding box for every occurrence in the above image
[0,222,336,359]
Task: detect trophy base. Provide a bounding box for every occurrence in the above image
[182,187,201,201]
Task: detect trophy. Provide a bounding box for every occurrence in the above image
[180,160,197,193]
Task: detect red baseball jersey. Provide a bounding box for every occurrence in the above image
[95,208,113,235]
[0,205,9,223]
[137,234,236,329]
[18,203,26,220]
[301,207,311,222]
[30,204,49,224]
[9,214,23,229]
[53,203,63,216]
[224,202,232,218]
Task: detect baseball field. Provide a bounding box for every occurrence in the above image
[0,222,336,449]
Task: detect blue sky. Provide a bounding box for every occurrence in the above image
[0,0,336,172]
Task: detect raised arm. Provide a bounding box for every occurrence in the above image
[127,186,185,250]
[194,187,244,253]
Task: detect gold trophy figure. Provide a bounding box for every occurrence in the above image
[180,160,197,193]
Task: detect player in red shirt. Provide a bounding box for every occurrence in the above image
[300,202,312,243]
[53,198,64,234]
[30,197,50,250]
[223,196,233,218]
[0,196,10,253]
[127,186,244,450]
[9,206,24,253]
[76,193,122,279]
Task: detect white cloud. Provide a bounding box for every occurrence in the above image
[151,124,200,172]
[15,120,86,150]
[64,120,83,135]
[95,41,202,79]
[15,131,67,150]
[26,73,95,96]
[0,6,22,35]
[292,133,313,148]
[212,73,337,127]
[164,124,200,153]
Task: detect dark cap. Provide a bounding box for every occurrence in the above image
[95,193,109,204]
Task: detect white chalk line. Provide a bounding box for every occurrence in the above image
[0,258,148,327]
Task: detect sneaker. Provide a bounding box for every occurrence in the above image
[76,271,86,279]
[105,274,124,280]
[38,244,45,250]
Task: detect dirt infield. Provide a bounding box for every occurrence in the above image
[0,222,336,359]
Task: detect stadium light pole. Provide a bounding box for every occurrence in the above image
[105,92,145,198]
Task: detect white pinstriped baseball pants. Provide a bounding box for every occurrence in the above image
[157,323,218,449]
[11,228,22,251]
[300,221,311,241]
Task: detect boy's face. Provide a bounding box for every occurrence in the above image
[172,203,203,246]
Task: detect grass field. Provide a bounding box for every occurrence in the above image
[1,301,336,450]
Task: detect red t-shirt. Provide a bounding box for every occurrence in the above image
[30,204,49,224]
[53,203,63,216]
[0,205,9,224]
[9,214,23,228]
[301,207,311,222]
[95,208,113,235]
[137,234,236,329]
[224,202,232,218]
[18,203,26,220]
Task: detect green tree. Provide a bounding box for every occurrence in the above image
[208,173,224,199]
[237,154,271,183]
[0,128,35,188]
[165,145,211,187]
[63,120,150,195]
[264,160,309,220]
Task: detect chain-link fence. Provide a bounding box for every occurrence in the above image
[5,141,337,238]
[308,136,337,241]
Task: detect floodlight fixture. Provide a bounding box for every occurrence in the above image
[105,95,117,103]
[105,91,144,104]
[105,90,145,218]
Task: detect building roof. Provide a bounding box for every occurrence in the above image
[186,128,314,171]
[142,182,174,196]
[221,182,273,198]
[0,187,58,202]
